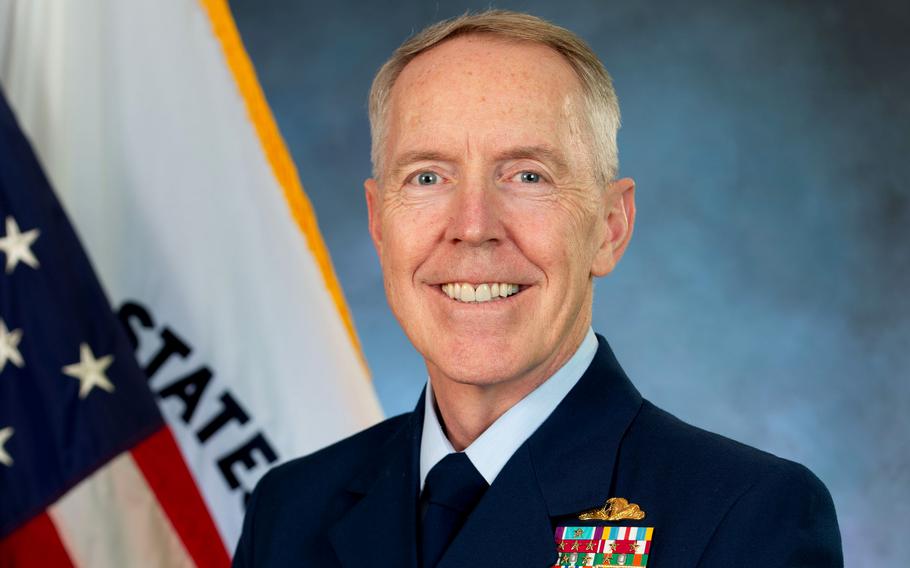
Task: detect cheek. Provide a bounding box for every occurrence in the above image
[380,205,444,278]
[503,200,598,277]
[555,199,603,274]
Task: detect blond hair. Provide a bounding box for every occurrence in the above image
[368,9,621,182]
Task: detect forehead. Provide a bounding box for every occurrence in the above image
[385,35,587,165]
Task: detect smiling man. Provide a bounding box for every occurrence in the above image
[234,10,842,568]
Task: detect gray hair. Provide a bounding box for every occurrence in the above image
[368,9,621,182]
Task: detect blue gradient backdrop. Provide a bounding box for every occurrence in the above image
[229,1,909,564]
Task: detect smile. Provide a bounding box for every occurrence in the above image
[439,282,521,303]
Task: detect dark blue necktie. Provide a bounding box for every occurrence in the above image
[420,452,489,568]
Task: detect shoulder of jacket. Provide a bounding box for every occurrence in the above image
[254,413,411,497]
[628,400,803,477]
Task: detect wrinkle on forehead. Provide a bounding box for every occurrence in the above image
[393,36,580,121]
[382,35,594,178]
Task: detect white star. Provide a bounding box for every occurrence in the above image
[0,426,13,467]
[0,216,40,274]
[62,343,115,399]
[0,319,24,373]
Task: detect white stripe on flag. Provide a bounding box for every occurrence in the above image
[0,0,384,550]
[48,452,194,568]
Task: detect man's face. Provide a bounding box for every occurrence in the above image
[366,35,634,388]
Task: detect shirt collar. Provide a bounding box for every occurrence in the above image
[419,327,598,490]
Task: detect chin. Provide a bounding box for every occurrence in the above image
[427,342,529,387]
[444,365,516,387]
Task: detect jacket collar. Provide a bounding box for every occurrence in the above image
[528,333,643,516]
[329,334,642,567]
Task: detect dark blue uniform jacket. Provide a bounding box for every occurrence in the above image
[234,335,843,567]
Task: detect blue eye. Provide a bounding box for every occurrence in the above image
[519,171,541,183]
[415,172,439,185]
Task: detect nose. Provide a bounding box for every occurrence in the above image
[444,178,505,246]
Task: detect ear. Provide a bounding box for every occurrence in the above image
[365,177,383,256]
[591,177,636,277]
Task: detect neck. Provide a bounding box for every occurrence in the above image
[427,325,588,451]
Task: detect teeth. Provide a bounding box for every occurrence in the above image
[475,283,491,302]
[440,282,521,303]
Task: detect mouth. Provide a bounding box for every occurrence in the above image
[436,282,526,304]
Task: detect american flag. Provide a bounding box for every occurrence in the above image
[0,89,229,566]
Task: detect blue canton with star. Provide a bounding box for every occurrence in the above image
[0,89,163,539]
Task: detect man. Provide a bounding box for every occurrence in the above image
[234,10,842,567]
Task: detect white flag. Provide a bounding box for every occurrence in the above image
[0,0,383,558]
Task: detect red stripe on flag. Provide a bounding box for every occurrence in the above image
[0,512,75,568]
[132,427,231,567]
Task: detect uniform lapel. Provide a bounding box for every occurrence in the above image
[439,335,644,567]
[328,394,425,568]
[530,335,643,517]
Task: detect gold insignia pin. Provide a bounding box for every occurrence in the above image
[578,497,646,521]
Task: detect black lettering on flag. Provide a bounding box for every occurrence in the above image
[118,301,155,350]
[216,432,278,505]
[145,327,192,379]
[116,301,281,512]
[196,392,250,443]
[157,366,213,424]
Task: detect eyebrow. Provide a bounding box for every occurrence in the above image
[390,150,457,177]
[492,145,571,177]
[389,145,572,178]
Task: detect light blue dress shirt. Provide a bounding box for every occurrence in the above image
[419,328,598,490]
